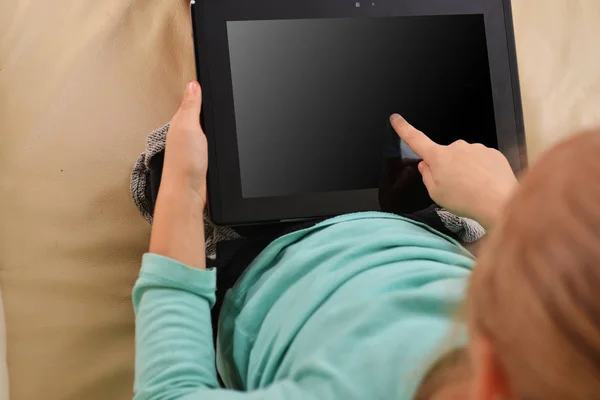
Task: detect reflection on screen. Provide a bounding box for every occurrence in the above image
[227,15,497,199]
[379,120,433,214]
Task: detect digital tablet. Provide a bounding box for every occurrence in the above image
[191,0,526,226]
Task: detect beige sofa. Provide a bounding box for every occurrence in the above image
[0,0,599,399]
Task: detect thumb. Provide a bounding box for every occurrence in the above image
[175,81,202,123]
[418,161,435,191]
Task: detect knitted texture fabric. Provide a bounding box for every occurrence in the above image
[130,123,486,258]
[436,209,486,244]
[130,124,169,223]
[130,123,241,259]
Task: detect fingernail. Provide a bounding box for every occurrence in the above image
[390,113,401,123]
[186,81,198,95]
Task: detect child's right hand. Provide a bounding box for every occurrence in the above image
[389,114,518,229]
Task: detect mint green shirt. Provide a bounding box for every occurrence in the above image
[133,212,474,400]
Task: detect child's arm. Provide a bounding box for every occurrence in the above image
[133,254,310,400]
[133,82,309,400]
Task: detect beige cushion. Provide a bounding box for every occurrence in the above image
[0,0,599,399]
[0,1,194,399]
[512,0,600,159]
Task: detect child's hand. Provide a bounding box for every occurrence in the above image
[390,114,517,229]
[149,82,208,270]
[161,81,208,205]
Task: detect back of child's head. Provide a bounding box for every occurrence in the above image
[470,129,600,399]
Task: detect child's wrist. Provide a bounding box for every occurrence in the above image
[150,185,207,270]
[475,182,517,230]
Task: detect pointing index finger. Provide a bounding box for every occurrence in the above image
[389,114,439,161]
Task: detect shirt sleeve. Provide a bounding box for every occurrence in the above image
[133,254,309,400]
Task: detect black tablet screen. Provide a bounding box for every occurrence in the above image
[227,15,497,199]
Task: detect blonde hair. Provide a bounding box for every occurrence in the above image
[469,130,600,399]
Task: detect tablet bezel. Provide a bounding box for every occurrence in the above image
[192,0,526,226]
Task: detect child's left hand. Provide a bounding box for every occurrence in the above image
[149,82,209,270]
[161,81,209,206]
